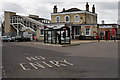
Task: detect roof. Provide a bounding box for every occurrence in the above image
[29,17,51,21]
[98,24,118,25]
[61,8,82,13]
[46,23,65,29]
[51,8,97,16]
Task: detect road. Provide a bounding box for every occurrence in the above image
[2,41,118,78]
[0,41,2,79]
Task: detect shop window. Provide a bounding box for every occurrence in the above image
[56,16,60,23]
[74,15,79,22]
[85,28,90,36]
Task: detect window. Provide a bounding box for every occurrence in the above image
[65,15,70,22]
[85,28,90,36]
[91,16,93,23]
[56,16,60,23]
[40,29,44,36]
[75,28,80,35]
[74,15,79,22]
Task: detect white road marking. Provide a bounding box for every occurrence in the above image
[49,61,60,67]
[20,63,30,70]
[42,61,53,68]
[20,56,74,70]
[29,62,45,69]
[35,56,45,60]
[60,60,73,66]
[2,68,7,78]
[26,57,37,61]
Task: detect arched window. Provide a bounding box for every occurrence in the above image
[74,15,79,22]
[65,15,70,22]
[56,16,60,23]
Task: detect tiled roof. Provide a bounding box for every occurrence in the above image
[61,8,82,12]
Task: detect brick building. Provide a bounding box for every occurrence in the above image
[50,2,98,40]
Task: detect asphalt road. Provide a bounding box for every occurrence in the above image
[2,41,118,78]
[0,41,2,79]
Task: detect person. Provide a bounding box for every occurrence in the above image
[56,33,61,44]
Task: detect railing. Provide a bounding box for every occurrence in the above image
[10,15,45,35]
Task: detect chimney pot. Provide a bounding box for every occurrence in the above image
[86,2,89,11]
[62,8,65,12]
[53,5,58,13]
[92,4,95,13]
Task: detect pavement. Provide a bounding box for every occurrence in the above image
[24,40,119,47]
[2,41,118,78]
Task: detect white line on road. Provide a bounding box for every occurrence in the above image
[2,69,7,78]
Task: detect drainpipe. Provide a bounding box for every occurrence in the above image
[85,12,86,24]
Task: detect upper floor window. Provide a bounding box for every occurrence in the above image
[65,15,70,22]
[74,15,79,22]
[91,15,93,23]
[56,16,60,23]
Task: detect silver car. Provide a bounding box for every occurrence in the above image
[2,36,11,42]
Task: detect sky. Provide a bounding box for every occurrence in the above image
[0,0,119,24]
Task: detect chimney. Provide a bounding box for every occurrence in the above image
[86,2,89,11]
[92,4,95,13]
[102,20,105,24]
[53,5,57,13]
[62,8,65,12]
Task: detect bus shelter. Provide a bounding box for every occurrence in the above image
[44,26,71,44]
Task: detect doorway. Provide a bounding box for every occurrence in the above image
[105,30,109,40]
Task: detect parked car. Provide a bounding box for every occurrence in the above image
[15,35,31,42]
[2,36,11,42]
[11,37,15,42]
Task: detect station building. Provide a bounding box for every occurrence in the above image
[50,2,98,40]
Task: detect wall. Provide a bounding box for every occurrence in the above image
[51,12,97,24]
[81,25,97,37]
[4,11,16,35]
[36,29,44,41]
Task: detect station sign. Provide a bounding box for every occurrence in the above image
[99,25,113,28]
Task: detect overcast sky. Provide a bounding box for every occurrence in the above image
[0,0,119,24]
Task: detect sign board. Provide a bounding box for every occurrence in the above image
[85,26,91,28]
[63,28,66,30]
[99,25,113,28]
[40,27,44,29]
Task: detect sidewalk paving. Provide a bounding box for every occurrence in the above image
[71,40,118,44]
[25,40,119,47]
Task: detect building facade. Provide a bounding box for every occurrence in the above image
[98,24,119,40]
[3,11,51,41]
[51,2,98,40]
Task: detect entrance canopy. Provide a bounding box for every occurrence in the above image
[44,24,71,44]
